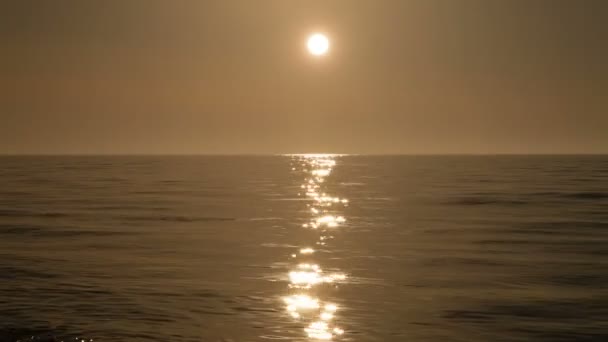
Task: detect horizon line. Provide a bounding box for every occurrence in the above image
[1,153,607,157]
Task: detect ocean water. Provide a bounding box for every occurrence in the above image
[0,155,607,342]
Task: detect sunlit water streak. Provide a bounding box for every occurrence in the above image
[1,155,607,342]
[284,154,348,340]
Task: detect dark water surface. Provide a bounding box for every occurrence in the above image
[1,155,607,342]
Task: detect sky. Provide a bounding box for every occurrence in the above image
[1,0,607,154]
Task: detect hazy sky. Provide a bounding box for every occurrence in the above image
[2,0,607,154]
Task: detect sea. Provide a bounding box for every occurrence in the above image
[1,155,607,342]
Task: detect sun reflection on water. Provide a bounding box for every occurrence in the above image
[283,154,348,340]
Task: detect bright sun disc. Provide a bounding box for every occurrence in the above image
[307,33,329,56]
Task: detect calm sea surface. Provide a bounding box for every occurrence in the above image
[1,155,607,342]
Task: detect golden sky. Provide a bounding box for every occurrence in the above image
[1,0,607,154]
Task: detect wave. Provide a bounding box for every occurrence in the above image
[447,191,608,206]
[0,266,58,280]
[561,191,608,200]
[447,197,528,206]
[122,215,235,223]
[0,224,130,238]
[0,209,70,218]
[0,329,69,342]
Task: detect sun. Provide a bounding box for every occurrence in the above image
[307,33,329,56]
